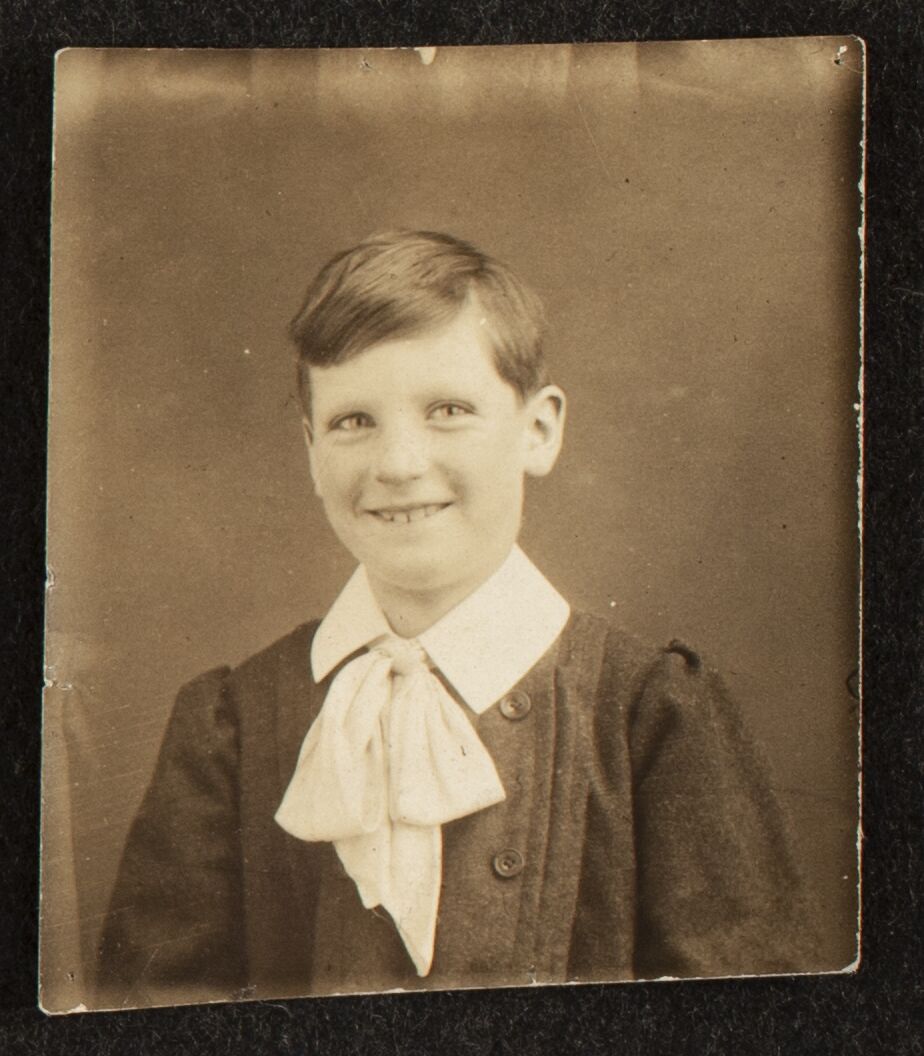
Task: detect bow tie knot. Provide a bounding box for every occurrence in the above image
[374,635,428,678]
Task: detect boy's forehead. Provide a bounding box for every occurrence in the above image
[308,305,509,393]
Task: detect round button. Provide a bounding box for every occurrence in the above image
[499,690,532,720]
[492,848,525,878]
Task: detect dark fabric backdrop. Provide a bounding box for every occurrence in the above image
[4,3,920,1053]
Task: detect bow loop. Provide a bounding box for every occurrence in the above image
[387,669,506,826]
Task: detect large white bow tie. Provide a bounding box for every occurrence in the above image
[275,635,506,976]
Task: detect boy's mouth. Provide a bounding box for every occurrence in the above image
[368,503,451,525]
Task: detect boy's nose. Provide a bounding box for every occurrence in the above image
[373,423,430,484]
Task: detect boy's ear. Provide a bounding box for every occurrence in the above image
[522,385,566,478]
[302,417,324,497]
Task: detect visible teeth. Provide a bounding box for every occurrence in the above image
[374,504,447,524]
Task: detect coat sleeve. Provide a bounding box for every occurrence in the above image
[629,642,821,979]
[95,666,245,1009]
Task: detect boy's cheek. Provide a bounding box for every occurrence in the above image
[312,457,361,503]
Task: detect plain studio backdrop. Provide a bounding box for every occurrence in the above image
[42,39,862,1010]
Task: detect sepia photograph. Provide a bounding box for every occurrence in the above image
[41,38,864,1013]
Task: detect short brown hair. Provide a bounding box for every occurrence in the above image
[289,230,548,416]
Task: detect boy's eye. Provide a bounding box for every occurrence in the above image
[429,402,472,420]
[329,412,373,432]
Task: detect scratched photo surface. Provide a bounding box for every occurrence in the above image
[42,39,863,1013]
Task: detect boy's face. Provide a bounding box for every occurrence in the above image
[305,300,565,609]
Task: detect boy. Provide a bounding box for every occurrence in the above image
[97,230,816,1008]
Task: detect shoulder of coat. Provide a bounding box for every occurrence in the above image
[229,619,321,680]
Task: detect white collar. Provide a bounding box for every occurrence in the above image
[310,545,571,715]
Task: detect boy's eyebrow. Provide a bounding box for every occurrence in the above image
[324,384,481,413]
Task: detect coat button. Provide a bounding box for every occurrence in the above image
[499,690,532,720]
[492,848,525,878]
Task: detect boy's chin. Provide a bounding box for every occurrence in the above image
[369,553,496,604]
[375,559,464,597]
[355,531,520,607]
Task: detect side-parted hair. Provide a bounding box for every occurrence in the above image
[289,230,548,417]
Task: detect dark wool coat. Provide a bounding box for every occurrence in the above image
[96,613,819,1009]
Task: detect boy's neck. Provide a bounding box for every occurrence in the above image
[368,553,511,639]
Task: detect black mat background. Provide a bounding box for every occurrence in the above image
[3,2,921,1053]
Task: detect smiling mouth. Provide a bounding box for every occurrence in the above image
[368,503,451,525]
